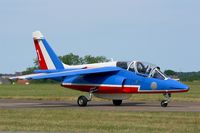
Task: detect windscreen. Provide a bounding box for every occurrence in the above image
[151,69,166,80]
[129,61,167,80]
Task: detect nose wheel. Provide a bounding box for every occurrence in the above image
[161,100,168,107]
[160,93,171,107]
[161,93,171,107]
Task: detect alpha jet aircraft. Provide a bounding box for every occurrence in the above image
[11,31,189,107]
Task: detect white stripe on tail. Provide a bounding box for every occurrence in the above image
[32,31,64,70]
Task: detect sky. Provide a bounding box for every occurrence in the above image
[0,0,200,73]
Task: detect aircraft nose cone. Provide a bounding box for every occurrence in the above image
[177,82,189,91]
[180,83,190,91]
[168,79,190,92]
[179,84,190,92]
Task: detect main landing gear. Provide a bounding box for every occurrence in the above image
[77,96,89,107]
[161,93,171,107]
[77,88,97,107]
[77,93,93,107]
[77,95,123,107]
[77,88,124,107]
[112,100,122,106]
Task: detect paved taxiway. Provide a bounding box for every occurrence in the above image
[0,99,199,112]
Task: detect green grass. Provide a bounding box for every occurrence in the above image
[0,81,199,102]
[0,82,199,133]
[0,84,86,101]
[0,109,199,133]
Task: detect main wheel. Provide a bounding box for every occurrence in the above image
[161,100,168,107]
[112,100,122,106]
[77,96,88,107]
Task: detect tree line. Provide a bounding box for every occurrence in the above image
[164,70,200,82]
[23,53,110,74]
[22,53,200,82]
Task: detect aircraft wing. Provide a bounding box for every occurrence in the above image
[9,73,46,80]
[10,67,121,80]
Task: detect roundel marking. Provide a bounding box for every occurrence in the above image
[151,82,157,90]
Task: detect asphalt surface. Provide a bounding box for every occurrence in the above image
[0,99,199,112]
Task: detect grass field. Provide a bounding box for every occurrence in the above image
[0,81,199,133]
[0,83,85,101]
[0,109,199,133]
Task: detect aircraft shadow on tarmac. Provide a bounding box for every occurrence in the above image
[25,101,166,108]
[0,99,188,109]
[1,99,200,112]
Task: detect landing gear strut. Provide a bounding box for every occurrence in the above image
[77,88,97,107]
[161,93,171,107]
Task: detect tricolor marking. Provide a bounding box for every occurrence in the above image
[62,83,140,94]
[34,39,48,69]
[38,40,56,69]
[62,83,189,94]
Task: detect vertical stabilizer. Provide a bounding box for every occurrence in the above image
[32,31,64,70]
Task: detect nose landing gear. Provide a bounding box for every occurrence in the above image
[161,93,171,107]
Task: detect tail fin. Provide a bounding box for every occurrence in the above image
[32,31,64,70]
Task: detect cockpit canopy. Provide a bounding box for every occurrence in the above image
[116,61,168,80]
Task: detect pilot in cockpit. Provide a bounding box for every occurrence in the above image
[136,62,147,74]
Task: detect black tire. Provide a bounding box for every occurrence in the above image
[161,100,168,107]
[112,100,122,106]
[77,96,88,107]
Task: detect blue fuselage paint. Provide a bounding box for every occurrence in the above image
[60,68,189,93]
